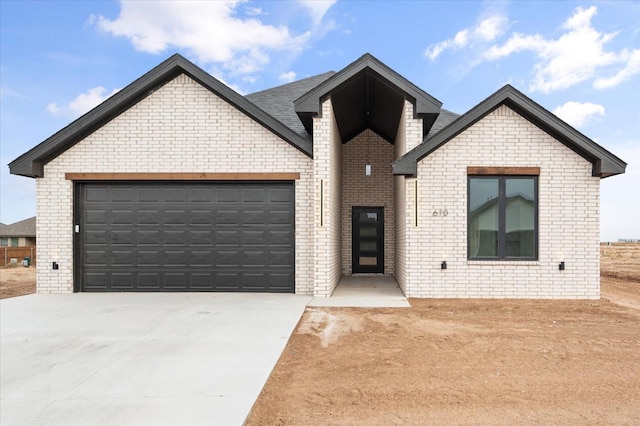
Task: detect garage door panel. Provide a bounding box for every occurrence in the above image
[111,273,133,289]
[243,188,266,203]
[84,273,107,290]
[216,188,239,203]
[164,230,186,246]
[86,210,108,225]
[215,272,240,290]
[139,188,161,203]
[269,210,293,224]
[269,250,294,267]
[190,273,214,289]
[269,188,294,203]
[85,187,108,202]
[269,230,293,246]
[242,230,266,246]
[164,188,187,203]
[111,251,134,266]
[138,210,161,225]
[79,182,294,292]
[268,273,295,291]
[242,251,267,267]
[190,230,213,246]
[164,273,187,289]
[138,251,161,267]
[215,230,238,245]
[111,188,135,202]
[190,188,213,203]
[243,210,266,225]
[138,230,160,245]
[190,210,214,225]
[112,210,134,225]
[165,250,187,267]
[137,273,160,289]
[189,250,213,267]
[215,250,239,267]
[164,210,187,225]
[112,230,134,246]
[217,210,240,225]
[85,251,108,267]
[85,230,108,245]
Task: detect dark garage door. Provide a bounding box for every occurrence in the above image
[77,182,295,292]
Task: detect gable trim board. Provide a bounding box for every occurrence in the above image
[8,53,626,298]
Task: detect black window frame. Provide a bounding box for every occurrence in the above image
[467,175,538,261]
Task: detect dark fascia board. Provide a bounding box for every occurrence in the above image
[294,53,442,119]
[9,54,312,178]
[392,84,627,178]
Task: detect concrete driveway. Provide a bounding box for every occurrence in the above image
[0,293,311,426]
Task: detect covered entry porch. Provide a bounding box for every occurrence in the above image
[308,276,410,307]
[296,55,442,297]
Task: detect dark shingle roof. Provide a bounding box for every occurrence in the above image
[426,109,460,139]
[0,216,36,237]
[245,72,336,141]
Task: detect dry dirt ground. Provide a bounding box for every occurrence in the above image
[248,243,640,425]
[0,266,35,299]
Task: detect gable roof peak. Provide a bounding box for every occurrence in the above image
[392,83,626,178]
[9,54,313,178]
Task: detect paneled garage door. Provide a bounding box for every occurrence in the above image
[77,182,295,292]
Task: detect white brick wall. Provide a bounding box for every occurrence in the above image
[312,99,343,297]
[394,101,423,294]
[404,105,600,298]
[36,74,314,294]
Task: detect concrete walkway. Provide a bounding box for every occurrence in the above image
[0,293,311,426]
[309,276,411,307]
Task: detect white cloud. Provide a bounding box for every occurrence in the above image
[483,6,621,93]
[553,101,605,127]
[244,6,265,16]
[93,1,321,76]
[278,71,297,83]
[47,86,120,118]
[299,0,336,26]
[482,6,639,93]
[594,48,640,89]
[425,14,508,60]
[429,6,639,93]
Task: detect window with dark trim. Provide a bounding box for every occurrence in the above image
[468,175,538,260]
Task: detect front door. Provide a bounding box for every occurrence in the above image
[352,207,384,274]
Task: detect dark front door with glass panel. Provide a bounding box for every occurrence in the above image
[352,207,384,273]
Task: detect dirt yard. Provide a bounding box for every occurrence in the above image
[248,243,640,425]
[0,266,35,299]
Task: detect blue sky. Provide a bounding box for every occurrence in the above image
[1,0,638,240]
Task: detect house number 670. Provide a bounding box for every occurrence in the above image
[433,209,448,217]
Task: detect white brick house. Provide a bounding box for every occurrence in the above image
[9,53,626,298]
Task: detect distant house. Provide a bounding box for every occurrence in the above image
[9,53,627,298]
[0,216,36,247]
